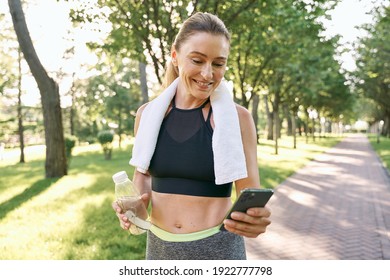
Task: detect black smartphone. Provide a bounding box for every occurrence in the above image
[220,188,273,231]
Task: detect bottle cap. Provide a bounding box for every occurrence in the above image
[112,171,128,184]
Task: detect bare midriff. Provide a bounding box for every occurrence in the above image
[150,191,232,234]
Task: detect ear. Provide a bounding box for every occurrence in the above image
[171,45,178,66]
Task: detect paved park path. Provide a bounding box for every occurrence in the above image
[245,134,390,260]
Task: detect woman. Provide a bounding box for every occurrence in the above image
[113,12,271,260]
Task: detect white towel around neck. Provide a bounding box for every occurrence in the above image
[129,78,248,185]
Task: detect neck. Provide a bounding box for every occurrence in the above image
[174,91,208,109]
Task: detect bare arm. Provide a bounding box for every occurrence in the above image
[234,105,261,193]
[132,103,152,197]
[112,103,152,230]
[223,105,271,238]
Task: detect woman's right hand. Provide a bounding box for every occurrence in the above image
[112,201,131,230]
[112,193,150,231]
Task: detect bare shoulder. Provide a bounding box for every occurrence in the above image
[235,104,254,126]
[136,102,150,118]
[134,102,150,135]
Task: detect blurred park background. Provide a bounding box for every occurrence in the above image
[0,0,389,259]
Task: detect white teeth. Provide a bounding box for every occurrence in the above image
[196,80,211,86]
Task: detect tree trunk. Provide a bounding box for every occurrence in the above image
[251,94,260,143]
[263,94,273,140]
[312,116,316,142]
[139,61,149,104]
[17,48,25,163]
[305,109,309,144]
[292,109,297,149]
[274,109,279,155]
[284,104,292,136]
[118,108,122,149]
[383,111,390,138]
[9,0,67,177]
[273,87,281,155]
[70,73,76,136]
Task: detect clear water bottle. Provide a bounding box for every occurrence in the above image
[112,171,151,235]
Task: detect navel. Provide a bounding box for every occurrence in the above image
[174,223,182,229]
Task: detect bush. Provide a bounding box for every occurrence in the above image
[65,134,78,167]
[97,130,114,160]
[85,136,96,144]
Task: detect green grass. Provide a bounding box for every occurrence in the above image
[0,135,344,260]
[0,141,146,260]
[368,134,390,173]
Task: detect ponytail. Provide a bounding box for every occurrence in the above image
[163,60,179,89]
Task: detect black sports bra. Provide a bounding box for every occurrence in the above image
[148,98,232,197]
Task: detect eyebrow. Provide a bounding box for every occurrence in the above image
[189,51,227,60]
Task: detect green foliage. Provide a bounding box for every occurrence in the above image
[352,5,390,136]
[65,134,77,151]
[0,104,44,148]
[0,11,18,96]
[97,130,114,144]
[66,0,355,146]
[67,55,140,143]
[368,134,390,173]
[2,0,375,156]
[65,134,78,166]
[97,130,114,160]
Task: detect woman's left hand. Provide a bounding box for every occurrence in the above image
[223,207,271,238]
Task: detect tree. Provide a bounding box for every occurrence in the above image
[16,48,25,163]
[67,0,349,149]
[353,5,390,137]
[0,11,23,160]
[225,0,342,147]
[251,1,335,146]
[69,0,261,86]
[8,0,67,177]
[97,130,114,160]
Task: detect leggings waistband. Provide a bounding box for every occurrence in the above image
[150,224,221,242]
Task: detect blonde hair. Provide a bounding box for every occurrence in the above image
[163,12,231,88]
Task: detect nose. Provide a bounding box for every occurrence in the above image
[201,63,213,80]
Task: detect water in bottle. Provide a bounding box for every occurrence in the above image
[112,171,150,235]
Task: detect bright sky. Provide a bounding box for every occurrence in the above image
[0,0,387,106]
[1,0,110,107]
[321,0,388,71]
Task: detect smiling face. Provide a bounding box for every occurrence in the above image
[172,32,230,104]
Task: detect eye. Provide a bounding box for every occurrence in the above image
[213,62,225,67]
[192,59,203,64]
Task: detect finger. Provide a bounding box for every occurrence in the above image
[224,215,271,236]
[112,201,118,210]
[141,192,149,201]
[121,222,130,230]
[230,211,256,223]
[120,213,129,223]
[246,207,271,218]
[230,211,272,232]
[112,201,123,213]
[118,214,130,229]
[223,223,260,238]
